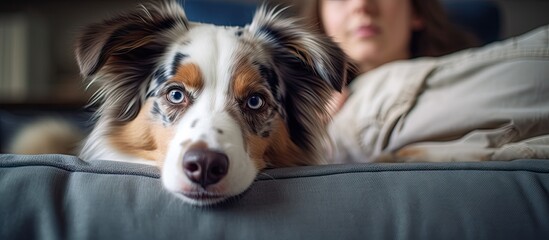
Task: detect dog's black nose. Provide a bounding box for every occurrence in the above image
[182,149,229,188]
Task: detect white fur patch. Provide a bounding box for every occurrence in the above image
[161,24,258,204]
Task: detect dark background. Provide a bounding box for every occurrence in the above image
[0,0,547,105]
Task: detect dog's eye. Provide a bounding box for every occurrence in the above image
[167,88,186,104]
[246,95,264,110]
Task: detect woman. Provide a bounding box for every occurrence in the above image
[305,0,549,163]
[305,0,478,113]
[304,0,478,73]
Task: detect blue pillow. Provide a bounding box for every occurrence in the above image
[179,0,257,26]
[443,0,502,44]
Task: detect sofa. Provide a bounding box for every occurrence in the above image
[1,1,549,239]
[1,154,548,239]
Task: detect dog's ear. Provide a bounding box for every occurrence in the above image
[248,7,357,93]
[247,7,358,158]
[75,1,189,122]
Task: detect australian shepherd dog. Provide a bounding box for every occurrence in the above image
[63,1,353,205]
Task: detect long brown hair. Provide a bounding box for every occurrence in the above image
[302,0,478,58]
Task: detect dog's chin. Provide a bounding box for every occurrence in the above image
[161,174,255,206]
[174,191,230,206]
[167,186,246,206]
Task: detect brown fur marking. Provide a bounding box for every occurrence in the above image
[246,116,308,169]
[172,63,204,90]
[233,62,264,98]
[109,100,175,166]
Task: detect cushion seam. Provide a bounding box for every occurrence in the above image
[2,162,548,181]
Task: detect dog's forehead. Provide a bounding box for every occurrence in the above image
[167,24,244,69]
[158,25,255,89]
[158,23,272,92]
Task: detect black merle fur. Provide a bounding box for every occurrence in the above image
[171,53,188,75]
[75,1,189,123]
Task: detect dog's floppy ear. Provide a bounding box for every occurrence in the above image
[75,1,189,122]
[247,7,358,159]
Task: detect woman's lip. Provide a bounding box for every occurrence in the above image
[354,25,380,38]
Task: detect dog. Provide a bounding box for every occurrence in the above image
[66,1,353,205]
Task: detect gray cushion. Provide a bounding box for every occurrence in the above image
[1,154,548,239]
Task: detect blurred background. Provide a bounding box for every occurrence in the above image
[0,0,548,106]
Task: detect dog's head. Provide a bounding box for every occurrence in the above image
[76,1,354,205]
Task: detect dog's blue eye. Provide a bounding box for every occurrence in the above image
[167,89,185,104]
[247,95,264,110]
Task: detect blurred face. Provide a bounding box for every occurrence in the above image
[321,0,422,72]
